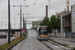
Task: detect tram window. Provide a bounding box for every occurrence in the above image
[41,30,46,32]
[39,30,48,35]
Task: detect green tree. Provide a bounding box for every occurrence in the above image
[56,18,61,31]
[50,15,57,29]
[48,21,52,32]
[40,15,61,32]
[40,17,49,26]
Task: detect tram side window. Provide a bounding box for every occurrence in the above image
[39,28,41,35]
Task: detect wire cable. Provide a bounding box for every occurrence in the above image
[33,0,38,5]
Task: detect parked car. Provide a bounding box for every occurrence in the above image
[0,34,7,38]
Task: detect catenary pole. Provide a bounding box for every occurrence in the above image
[8,0,10,44]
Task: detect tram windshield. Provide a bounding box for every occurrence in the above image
[39,27,48,35]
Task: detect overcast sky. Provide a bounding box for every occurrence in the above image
[0,0,75,29]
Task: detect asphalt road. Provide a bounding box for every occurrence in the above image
[12,30,49,50]
[0,36,17,46]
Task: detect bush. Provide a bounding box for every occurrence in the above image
[72,48,75,50]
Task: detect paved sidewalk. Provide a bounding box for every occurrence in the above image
[49,37,75,47]
[0,36,17,46]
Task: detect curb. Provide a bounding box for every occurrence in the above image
[6,37,26,50]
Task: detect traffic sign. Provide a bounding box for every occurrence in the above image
[22,28,25,31]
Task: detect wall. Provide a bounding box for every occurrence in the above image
[71,4,75,32]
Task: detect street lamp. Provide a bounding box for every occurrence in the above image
[8,0,10,44]
[13,5,29,38]
[1,22,5,34]
[1,22,5,29]
[5,24,8,29]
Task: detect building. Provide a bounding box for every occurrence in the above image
[60,4,75,38]
[71,4,75,33]
[56,12,61,18]
[61,4,75,33]
[32,21,41,29]
[60,11,71,37]
[62,11,71,33]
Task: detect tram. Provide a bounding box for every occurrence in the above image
[36,26,48,41]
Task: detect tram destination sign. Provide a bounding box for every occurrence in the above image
[41,27,46,29]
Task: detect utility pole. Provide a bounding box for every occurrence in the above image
[1,22,5,34]
[14,19,15,29]
[20,5,22,38]
[13,5,29,38]
[8,0,10,44]
[18,13,29,29]
[5,24,7,29]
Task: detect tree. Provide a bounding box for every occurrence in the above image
[56,18,61,31]
[48,21,52,32]
[40,15,61,32]
[50,15,57,29]
[40,17,49,26]
[50,15,61,32]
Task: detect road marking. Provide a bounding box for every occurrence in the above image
[29,43,34,50]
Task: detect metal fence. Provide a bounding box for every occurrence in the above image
[65,32,75,38]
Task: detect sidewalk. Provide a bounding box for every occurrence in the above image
[49,37,75,47]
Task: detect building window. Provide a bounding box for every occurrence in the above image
[33,24,34,25]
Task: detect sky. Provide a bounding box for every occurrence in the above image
[0,0,75,29]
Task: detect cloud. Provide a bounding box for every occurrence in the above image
[0,0,75,29]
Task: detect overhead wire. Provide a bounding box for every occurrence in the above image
[48,0,51,5]
[48,0,51,9]
[23,0,44,21]
[33,0,38,5]
[23,0,30,21]
[23,0,39,21]
[28,0,38,13]
[24,0,29,15]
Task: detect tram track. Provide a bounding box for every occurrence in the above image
[48,40,70,50]
[42,41,53,50]
[41,40,71,50]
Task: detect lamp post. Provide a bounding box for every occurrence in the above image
[1,22,5,34]
[13,5,29,38]
[8,0,10,44]
[5,24,8,29]
[1,22,5,29]
[23,13,29,30]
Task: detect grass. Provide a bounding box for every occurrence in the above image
[0,36,26,50]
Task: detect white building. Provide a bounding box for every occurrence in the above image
[32,21,41,29]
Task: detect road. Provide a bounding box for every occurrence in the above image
[12,30,49,50]
[11,30,71,50]
[0,36,17,46]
